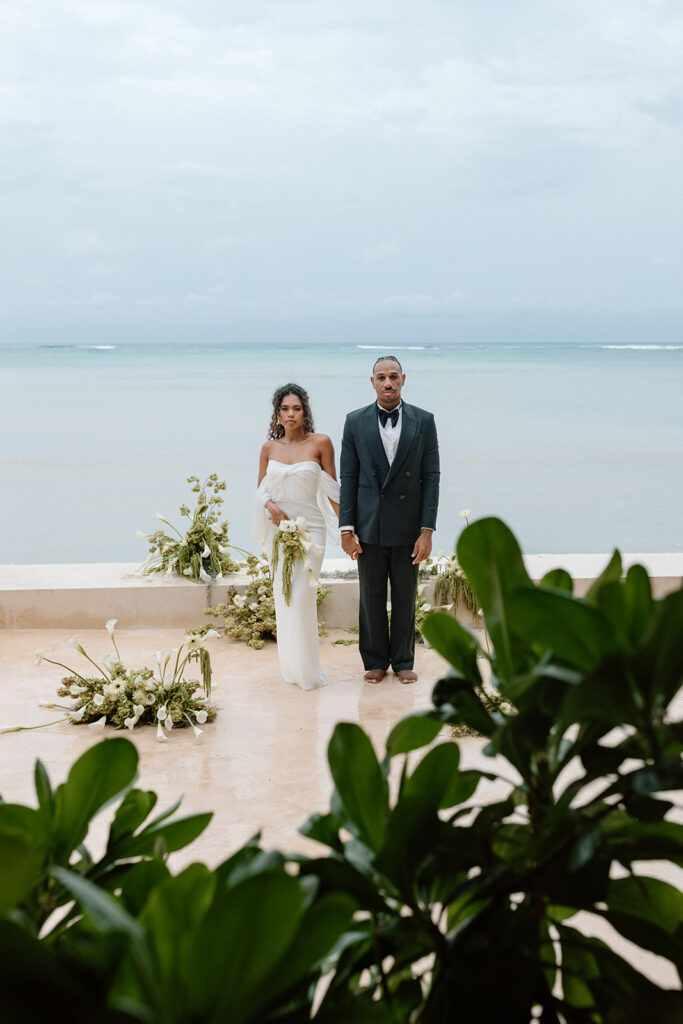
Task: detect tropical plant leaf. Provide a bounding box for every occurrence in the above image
[328,723,388,851]
[420,612,482,685]
[385,710,445,756]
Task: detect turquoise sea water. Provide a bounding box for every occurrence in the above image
[2,341,682,563]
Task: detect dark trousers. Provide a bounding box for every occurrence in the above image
[357,544,418,672]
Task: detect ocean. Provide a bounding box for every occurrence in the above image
[2,341,682,563]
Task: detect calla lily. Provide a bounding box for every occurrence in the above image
[88,716,107,730]
[195,709,208,724]
[164,716,173,731]
[69,684,87,696]
[156,706,167,720]
[191,723,204,745]
[102,653,118,672]
[134,704,145,716]
[39,700,62,708]
[105,619,118,638]
[69,706,88,722]
[0,725,23,734]
[93,693,105,707]
[124,716,137,730]
[459,508,471,519]
[202,544,211,558]
[156,721,169,742]
[68,636,86,654]
[136,530,150,539]
[35,650,44,665]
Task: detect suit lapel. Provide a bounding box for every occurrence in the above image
[384,403,417,486]
[363,404,390,479]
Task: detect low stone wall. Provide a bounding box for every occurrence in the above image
[1,555,681,630]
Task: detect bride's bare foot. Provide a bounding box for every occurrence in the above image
[364,669,386,684]
[397,670,418,684]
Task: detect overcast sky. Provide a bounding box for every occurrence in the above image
[2,0,682,345]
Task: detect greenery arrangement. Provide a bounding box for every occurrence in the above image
[2,517,681,1022]
[32,620,218,742]
[137,474,242,582]
[271,515,323,605]
[206,551,329,650]
[420,550,479,618]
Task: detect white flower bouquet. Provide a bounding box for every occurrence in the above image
[26,621,220,744]
[270,516,323,606]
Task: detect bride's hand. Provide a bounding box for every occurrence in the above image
[265,500,288,527]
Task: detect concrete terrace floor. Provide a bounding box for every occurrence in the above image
[1,625,679,991]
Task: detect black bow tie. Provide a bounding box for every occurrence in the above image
[378,407,400,428]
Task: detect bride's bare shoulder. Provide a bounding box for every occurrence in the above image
[311,432,334,450]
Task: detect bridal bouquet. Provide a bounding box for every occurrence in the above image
[30,621,219,743]
[271,516,323,606]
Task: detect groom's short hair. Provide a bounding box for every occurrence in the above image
[372,355,403,373]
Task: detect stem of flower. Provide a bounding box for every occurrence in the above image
[41,657,92,686]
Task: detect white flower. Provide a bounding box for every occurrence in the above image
[199,568,212,584]
[182,567,193,576]
[35,650,44,665]
[459,508,471,519]
[69,684,86,696]
[39,700,61,708]
[134,704,145,716]
[144,678,157,691]
[191,723,204,745]
[88,716,107,730]
[203,628,220,640]
[93,693,105,707]
[103,681,125,699]
[202,544,211,558]
[164,716,173,731]
[68,636,86,654]
[145,694,156,705]
[105,618,118,638]
[211,523,222,534]
[422,603,432,612]
[417,584,425,595]
[124,716,137,730]
[295,516,306,530]
[157,706,167,720]
[233,594,245,608]
[136,530,150,539]
[163,679,173,690]
[102,653,118,672]
[69,706,87,722]
[195,709,208,724]
[0,725,24,734]
[132,689,146,704]
[156,721,169,742]
[153,512,168,521]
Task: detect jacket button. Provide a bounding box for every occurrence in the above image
[399,494,405,500]
[405,470,411,476]
[380,494,385,500]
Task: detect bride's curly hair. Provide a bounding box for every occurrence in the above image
[268,383,315,440]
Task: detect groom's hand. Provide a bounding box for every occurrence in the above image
[341,531,363,560]
[411,529,433,565]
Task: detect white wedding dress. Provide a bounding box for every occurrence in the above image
[253,461,340,690]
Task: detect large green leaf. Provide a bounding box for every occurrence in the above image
[635,588,683,710]
[299,811,343,852]
[0,829,42,914]
[328,723,388,851]
[420,612,482,685]
[180,872,308,1022]
[585,549,623,603]
[403,742,462,809]
[621,563,653,648]
[508,587,611,671]
[107,789,157,849]
[540,568,573,593]
[110,812,213,859]
[386,711,444,756]
[456,517,531,681]
[140,863,216,982]
[431,676,496,736]
[53,739,139,861]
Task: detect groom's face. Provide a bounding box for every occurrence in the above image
[371,359,405,410]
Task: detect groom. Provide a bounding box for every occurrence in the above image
[339,356,440,684]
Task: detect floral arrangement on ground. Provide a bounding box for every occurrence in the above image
[31,620,219,743]
[206,551,329,649]
[137,474,243,582]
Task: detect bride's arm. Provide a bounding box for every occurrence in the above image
[257,443,287,526]
[319,436,340,516]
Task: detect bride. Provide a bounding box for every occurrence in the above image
[253,383,340,690]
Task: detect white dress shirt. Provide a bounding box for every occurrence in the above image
[377,401,402,466]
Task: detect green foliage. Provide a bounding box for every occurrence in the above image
[137,474,242,582]
[206,550,329,650]
[298,518,683,1021]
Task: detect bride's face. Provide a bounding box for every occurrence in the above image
[279,394,305,430]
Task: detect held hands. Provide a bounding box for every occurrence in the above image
[411,528,433,565]
[265,500,288,528]
[341,531,363,560]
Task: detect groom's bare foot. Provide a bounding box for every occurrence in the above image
[364,669,386,684]
[397,670,418,684]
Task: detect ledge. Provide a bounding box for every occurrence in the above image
[1,555,681,630]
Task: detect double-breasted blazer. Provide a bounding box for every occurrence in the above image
[339,402,440,547]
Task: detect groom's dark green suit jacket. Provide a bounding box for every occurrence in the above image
[339,402,440,547]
